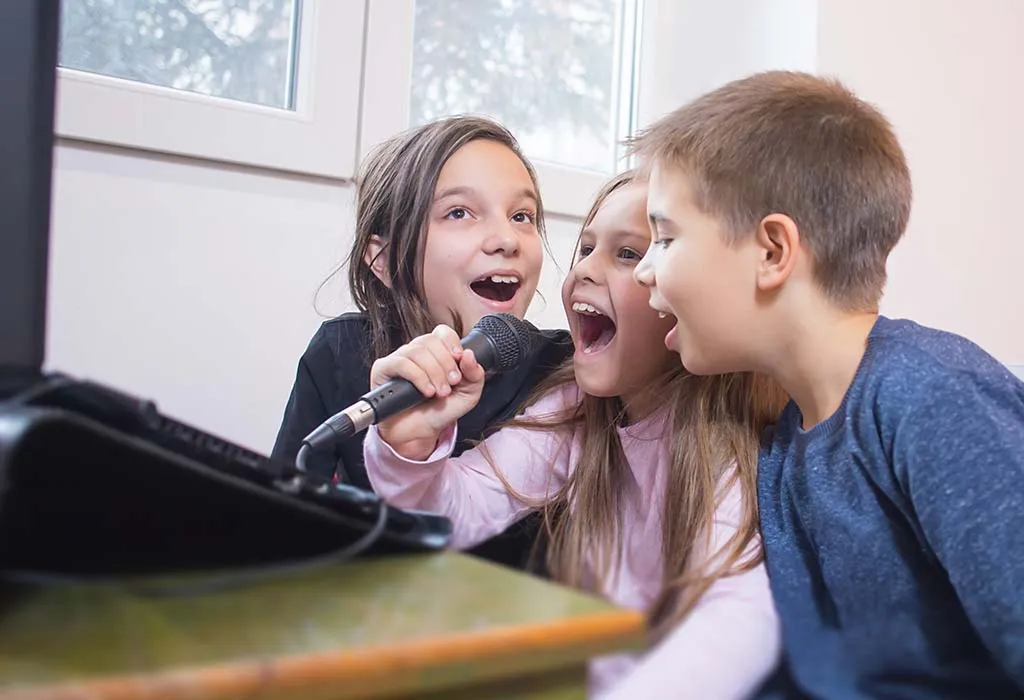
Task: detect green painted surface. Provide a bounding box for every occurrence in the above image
[0,552,641,695]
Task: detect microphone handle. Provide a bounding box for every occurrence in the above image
[358,377,428,430]
[302,376,421,450]
[302,328,499,451]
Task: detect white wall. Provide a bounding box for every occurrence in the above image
[45,0,1024,456]
[637,0,819,125]
[46,141,580,454]
[639,0,1023,369]
[817,0,1024,367]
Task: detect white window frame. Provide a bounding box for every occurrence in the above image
[55,0,365,180]
[360,0,645,219]
[55,0,659,216]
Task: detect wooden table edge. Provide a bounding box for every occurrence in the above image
[2,607,645,700]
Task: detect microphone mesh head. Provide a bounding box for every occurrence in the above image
[473,313,535,372]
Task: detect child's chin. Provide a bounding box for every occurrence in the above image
[679,350,719,377]
[573,370,619,399]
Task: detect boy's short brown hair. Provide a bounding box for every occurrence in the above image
[629,71,912,310]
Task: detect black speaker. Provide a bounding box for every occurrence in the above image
[0,375,450,582]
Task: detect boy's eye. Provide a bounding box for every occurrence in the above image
[511,210,536,224]
[655,237,672,248]
[445,207,470,220]
[619,247,642,261]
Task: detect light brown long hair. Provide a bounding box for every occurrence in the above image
[348,115,547,360]
[493,172,788,642]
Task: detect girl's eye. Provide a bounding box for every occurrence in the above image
[578,244,594,258]
[445,207,470,220]
[655,237,672,248]
[511,210,536,224]
[619,247,642,261]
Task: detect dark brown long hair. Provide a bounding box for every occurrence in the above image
[348,115,546,360]
[491,172,789,642]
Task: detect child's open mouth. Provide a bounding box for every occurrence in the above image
[572,302,616,354]
[470,273,521,303]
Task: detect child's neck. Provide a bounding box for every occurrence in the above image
[619,387,661,426]
[771,304,879,430]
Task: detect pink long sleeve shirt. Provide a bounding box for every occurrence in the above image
[364,384,780,698]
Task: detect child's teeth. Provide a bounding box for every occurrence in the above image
[489,275,518,284]
[658,312,667,319]
[572,302,601,315]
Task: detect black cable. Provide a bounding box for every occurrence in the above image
[299,438,354,484]
[296,441,312,473]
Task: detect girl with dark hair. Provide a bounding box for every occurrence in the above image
[272,116,571,569]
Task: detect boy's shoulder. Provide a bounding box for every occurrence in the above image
[841,316,1024,480]
[763,315,1024,504]
[858,316,1021,409]
[767,315,1023,455]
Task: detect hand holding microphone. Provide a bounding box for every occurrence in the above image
[370,325,486,460]
[299,313,534,470]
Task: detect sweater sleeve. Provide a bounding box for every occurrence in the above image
[894,370,1024,687]
[599,477,781,700]
[364,386,577,549]
[271,323,338,480]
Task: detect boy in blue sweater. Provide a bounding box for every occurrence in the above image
[631,71,1024,698]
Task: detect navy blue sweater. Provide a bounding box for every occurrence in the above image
[758,316,1024,699]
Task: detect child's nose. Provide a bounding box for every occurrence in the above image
[634,250,655,286]
[572,254,601,285]
[482,220,520,256]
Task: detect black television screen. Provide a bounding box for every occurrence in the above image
[0,0,59,378]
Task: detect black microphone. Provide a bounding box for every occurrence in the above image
[299,313,535,458]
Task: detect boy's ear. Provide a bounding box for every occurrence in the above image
[754,213,800,293]
[364,235,391,288]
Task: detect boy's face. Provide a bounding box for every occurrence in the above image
[634,163,762,375]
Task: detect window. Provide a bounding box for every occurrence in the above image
[57,0,648,215]
[409,0,640,175]
[59,0,301,110]
[55,0,364,179]
[362,0,643,217]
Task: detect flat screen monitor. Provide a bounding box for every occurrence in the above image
[0,0,60,380]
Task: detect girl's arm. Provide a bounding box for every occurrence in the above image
[364,386,577,549]
[601,477,781,700]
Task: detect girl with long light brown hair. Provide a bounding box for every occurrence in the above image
[364,171,788,698]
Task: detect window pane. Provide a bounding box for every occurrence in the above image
[411,0,638,174]
[58,0,300,110]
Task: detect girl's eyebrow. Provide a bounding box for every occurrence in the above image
[616,229,651,244]
[584,228,650,245]
[512,188,539,205]
[435,186,477,202]
[434,186,538,204]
